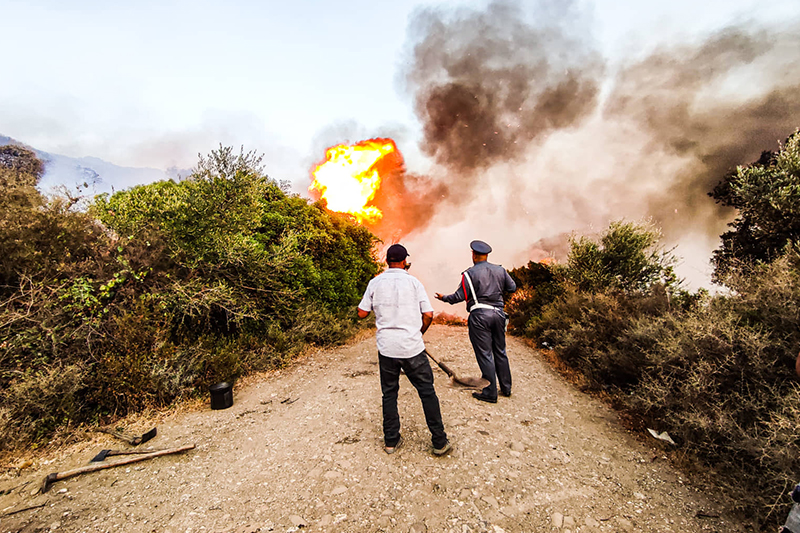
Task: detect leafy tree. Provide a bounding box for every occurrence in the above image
[710,130,800,282]
[566,220,677,293]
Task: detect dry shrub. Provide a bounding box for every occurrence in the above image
[528,259,800,529]
[0,363,88,448]
[433,312,467,326]
[532,285,674,389]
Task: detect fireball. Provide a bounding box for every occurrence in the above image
[309,138,400,224]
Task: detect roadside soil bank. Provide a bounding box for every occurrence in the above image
[1,325,746,532]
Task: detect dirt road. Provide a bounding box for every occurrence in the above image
[0,325,745,532]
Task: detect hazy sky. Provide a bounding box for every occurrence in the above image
[1,0,796,184]
[2,0,799,293]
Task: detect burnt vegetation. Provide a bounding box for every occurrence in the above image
[506,132,800,531]
[0,144,380,449]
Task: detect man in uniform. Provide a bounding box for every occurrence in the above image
[358,244,451,456]
[435,240,517,403]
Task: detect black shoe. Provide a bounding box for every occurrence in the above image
[500,390,511,398]
[472,392,497,403]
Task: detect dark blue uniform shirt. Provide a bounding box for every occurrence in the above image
[441,261,517,311]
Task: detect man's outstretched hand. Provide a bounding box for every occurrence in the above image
[434,293,445,301]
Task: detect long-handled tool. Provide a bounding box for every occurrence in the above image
[97,427,157,445]
[425,350,489,389]
[91,448,170,463]
[41,444,195,493]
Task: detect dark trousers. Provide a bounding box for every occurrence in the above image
[379,351,448,449]
[468,308,512,398]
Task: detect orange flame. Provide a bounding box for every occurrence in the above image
[309,138,400,224]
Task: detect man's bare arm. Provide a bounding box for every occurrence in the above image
[421,311,433,334]
[357,308,370,319]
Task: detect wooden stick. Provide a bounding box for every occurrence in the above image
[41,444,195,493]
[1,501,47,517]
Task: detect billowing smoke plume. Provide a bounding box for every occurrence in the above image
[407,1,603,175]
[378,0,800,290]
[371,0,606,237]
[605,27,800,238]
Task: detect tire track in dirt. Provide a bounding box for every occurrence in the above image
[1,325,744,532]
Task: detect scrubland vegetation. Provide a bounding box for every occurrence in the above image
[507,132,800,530]
[0,145,379,449]
[2,131,799,529]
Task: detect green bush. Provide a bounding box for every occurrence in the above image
[0,145,381,448]
[567,220,677,293]
[506,220,678,335]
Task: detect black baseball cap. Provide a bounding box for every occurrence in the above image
[386,244,409,263]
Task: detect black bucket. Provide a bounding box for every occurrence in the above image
[209,382,233,410]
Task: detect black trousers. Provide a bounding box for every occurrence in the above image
[468,308,512,399]
[379,351,447,449]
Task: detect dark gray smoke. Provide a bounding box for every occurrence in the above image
[604,26,800,239]
[406,0,603,175]
[391,0,800,251]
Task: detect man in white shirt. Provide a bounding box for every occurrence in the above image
[358,244,450,456]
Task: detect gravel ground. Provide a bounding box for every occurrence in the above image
[0,325,746,532]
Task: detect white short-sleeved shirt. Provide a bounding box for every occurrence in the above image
[358,268,434,358]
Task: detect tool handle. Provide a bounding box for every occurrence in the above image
[42,444,195,492]
[108,448,169,457]
[425,350,456,378]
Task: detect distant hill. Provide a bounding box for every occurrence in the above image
[0,135,186,196]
